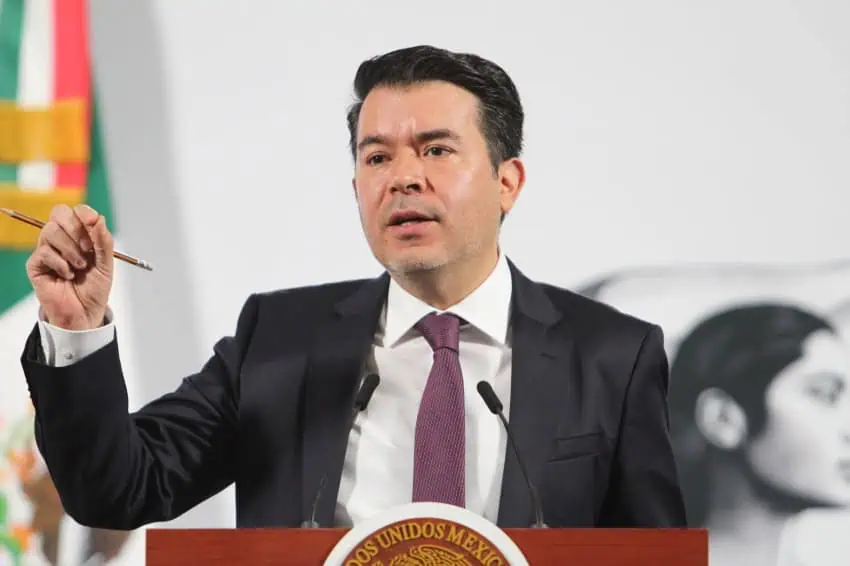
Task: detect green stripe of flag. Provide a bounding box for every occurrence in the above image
[87,94,115,230]
[0,0,28,314]
[0,0,24,184]
[0,249,30,316]
[0,0,24,101]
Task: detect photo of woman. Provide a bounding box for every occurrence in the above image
[579,262,850,565]
[668,303,850,565]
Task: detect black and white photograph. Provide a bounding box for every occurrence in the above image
[583,263,850,565]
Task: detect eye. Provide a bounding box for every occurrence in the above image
[365,153,388,166]
[424,146,452,157]
[805,373,846,406]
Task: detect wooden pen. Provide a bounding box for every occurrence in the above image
[0,207,153,271]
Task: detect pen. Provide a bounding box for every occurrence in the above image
[0,207,153,271]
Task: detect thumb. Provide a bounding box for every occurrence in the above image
[89,214,114,272]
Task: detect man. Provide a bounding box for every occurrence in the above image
[19,45,687,530]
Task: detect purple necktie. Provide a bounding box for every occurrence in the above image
[412,312,465,507]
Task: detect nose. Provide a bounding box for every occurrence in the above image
[389,151,425,195]
[391,177,422,195]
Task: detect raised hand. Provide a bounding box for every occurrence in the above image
[25,204,115,330]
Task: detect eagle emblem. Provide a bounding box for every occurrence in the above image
[388,544,472,566]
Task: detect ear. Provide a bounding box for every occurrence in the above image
[694,387,749,450]
[497,157,525,217]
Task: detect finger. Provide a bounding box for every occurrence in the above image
[38,220,89,271]
[88,214,114,272]
[49,204,92,253]
[73,204,100,233]
[34,243,76,280]
[51,204,93,253]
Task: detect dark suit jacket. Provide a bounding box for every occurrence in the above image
[21,259,687,530]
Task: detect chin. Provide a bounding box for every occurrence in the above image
[805,484,850,507]
[753,468,850,510]
[385,253,448,274]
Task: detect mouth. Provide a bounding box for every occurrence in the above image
[387,210,437,227]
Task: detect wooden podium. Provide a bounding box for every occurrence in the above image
[147,528,708,565]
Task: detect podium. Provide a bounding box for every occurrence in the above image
[146,501,705,564]
[147,528,707,565]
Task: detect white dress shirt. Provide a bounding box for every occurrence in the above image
[335,253,513,526]
[36,253,514,527]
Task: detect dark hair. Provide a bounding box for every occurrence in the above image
[668,303,834,525]
[346,45,524,171]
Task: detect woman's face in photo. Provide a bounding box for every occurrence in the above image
[747,330,850,505]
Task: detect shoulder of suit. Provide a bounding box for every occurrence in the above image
[243,277,377,316]
[536,280,659,340]
[253,277,374,304]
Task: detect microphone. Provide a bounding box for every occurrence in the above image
[302,373,380,528]
[476,381,547,529]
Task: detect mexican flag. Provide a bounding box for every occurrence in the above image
[0,1,143,564]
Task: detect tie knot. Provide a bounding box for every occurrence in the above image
[416,312,461,352]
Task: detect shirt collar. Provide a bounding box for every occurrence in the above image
[379,252,513,348]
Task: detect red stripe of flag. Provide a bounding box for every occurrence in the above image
[53,0,89,190]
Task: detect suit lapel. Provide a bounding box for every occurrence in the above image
[497,261,576,527]
[300,274,389,526]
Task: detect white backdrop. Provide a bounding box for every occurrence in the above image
[83,1,849,564]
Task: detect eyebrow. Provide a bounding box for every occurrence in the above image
[357,128,461,153]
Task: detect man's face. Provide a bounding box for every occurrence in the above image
[353,80,523,275]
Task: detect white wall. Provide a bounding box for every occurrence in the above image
[87,0,849,560]
[114,0,849,342]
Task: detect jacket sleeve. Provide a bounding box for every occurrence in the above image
[20,294,260,530]
[598,324,689,527]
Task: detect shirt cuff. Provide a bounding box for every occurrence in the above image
[37,308,116,368]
